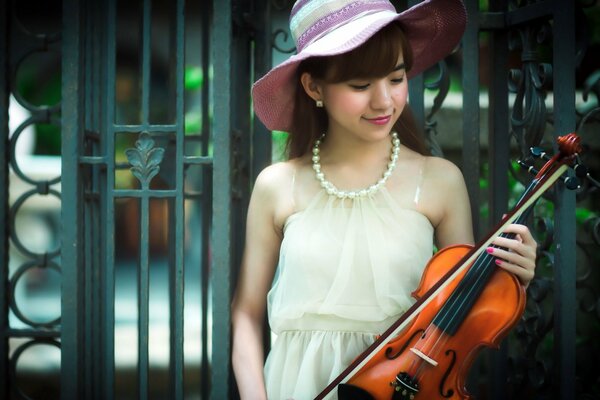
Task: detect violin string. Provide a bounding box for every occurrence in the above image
[423,169,568,381]
[432,208,532,350]
[410,324,451,380]
[410,253,492,380]
[315,165,567,400]
[410,235,513,382]
[409,191,535,382]
[414,176,540,363]
[384,166,566,390]
[395,242,519,385]
[428,178,539,352]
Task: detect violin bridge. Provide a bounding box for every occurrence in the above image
[410,347,438,366]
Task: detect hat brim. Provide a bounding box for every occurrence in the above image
[252,0,467,132]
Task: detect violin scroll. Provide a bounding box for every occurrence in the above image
[522,132,599,190]
[557,133,582,159]
[528,133,582,162]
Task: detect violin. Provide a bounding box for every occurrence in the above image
[315,133,583,400]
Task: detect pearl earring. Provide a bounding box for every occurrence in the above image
[316,100,323,108]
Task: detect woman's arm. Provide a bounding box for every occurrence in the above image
[424,157,537,287]
[231,166,285,399]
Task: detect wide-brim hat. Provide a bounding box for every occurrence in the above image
[252,0,467,132]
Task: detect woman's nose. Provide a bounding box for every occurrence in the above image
[370,81,392,109]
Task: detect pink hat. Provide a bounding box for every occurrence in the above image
[252,0,467,132]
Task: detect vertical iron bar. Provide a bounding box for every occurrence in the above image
[138,194,150,400]
[91,2,105,398]
[104,0,117,394]
[231,0,252,318]
[407,0,425,129]
[96,2,110,398]
[462,0,481,237]
[252,0,273,181]
[461,3,482,394]
[210,0,233,398]
[488,0,510,228]
[552,1,576,399]
[487,1,510,398]
[141,0,152,126]
[83,3,95,399]
[252,0,274,363]
[200,3,212,398]
[62,0,83,398]
[408,78,425,130]
[169,0,185,397]
[0,0,9,396]
[138,0,152,397]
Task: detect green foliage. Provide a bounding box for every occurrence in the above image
[184,66,204,135]
[185,66,203,90]
[271,130,289,162]
[185,111,202,134]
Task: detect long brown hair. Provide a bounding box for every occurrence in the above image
[287,22,428,159]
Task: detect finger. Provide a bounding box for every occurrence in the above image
[502,224,536,246]
[495,258,535,286]
[487,246,534,271]
[490,237,534,260]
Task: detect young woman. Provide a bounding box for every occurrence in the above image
[232,1,538,399]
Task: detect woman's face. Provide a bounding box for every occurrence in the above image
[320,56,408,142]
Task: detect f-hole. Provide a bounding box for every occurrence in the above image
[385,329,425,360]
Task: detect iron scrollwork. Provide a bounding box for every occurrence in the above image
[505,1,600,399]
[272,28,297,54]
[508,19,553,158]
[423,60,451,157]
[4,2,64,398]
[269,0,297,55]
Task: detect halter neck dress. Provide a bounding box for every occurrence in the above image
[264,162,434,400]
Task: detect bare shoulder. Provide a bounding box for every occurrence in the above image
[418,155,470,230]
[254,161,295,193]
[397,149,465,191]
[422,155,465,186]
[252,160,299,230]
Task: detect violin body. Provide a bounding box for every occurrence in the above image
[340,244,526,399]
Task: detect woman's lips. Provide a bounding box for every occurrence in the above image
[364,115,391,125]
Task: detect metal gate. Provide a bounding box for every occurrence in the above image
[0,0,598,399]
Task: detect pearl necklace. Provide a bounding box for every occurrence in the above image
[312,132,400,199]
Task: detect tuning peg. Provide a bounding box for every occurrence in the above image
[573,156,588,178]
[518,159,537,175]
[518,160,581,190]
[563,176,580,190]
[529,147,550,161]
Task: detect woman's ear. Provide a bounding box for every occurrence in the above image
[300,72,323,103]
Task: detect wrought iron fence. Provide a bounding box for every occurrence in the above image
[0,0,598,399]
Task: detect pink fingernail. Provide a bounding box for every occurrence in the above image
[495,259,502,266]
[486,247,494,254]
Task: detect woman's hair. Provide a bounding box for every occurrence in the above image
[287,22,429,159]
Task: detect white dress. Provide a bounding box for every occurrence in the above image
[264,176,434,399]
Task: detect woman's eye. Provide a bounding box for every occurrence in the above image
[349,83,370,90]
[391,77,405,84]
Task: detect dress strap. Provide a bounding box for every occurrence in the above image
[290,164,298,211]
[413,157,426,206]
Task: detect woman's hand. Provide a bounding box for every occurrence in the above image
[487,224,538,288]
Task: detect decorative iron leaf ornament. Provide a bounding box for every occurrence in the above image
[125,132,165,188]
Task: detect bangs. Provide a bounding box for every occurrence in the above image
[324,22,412,82]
